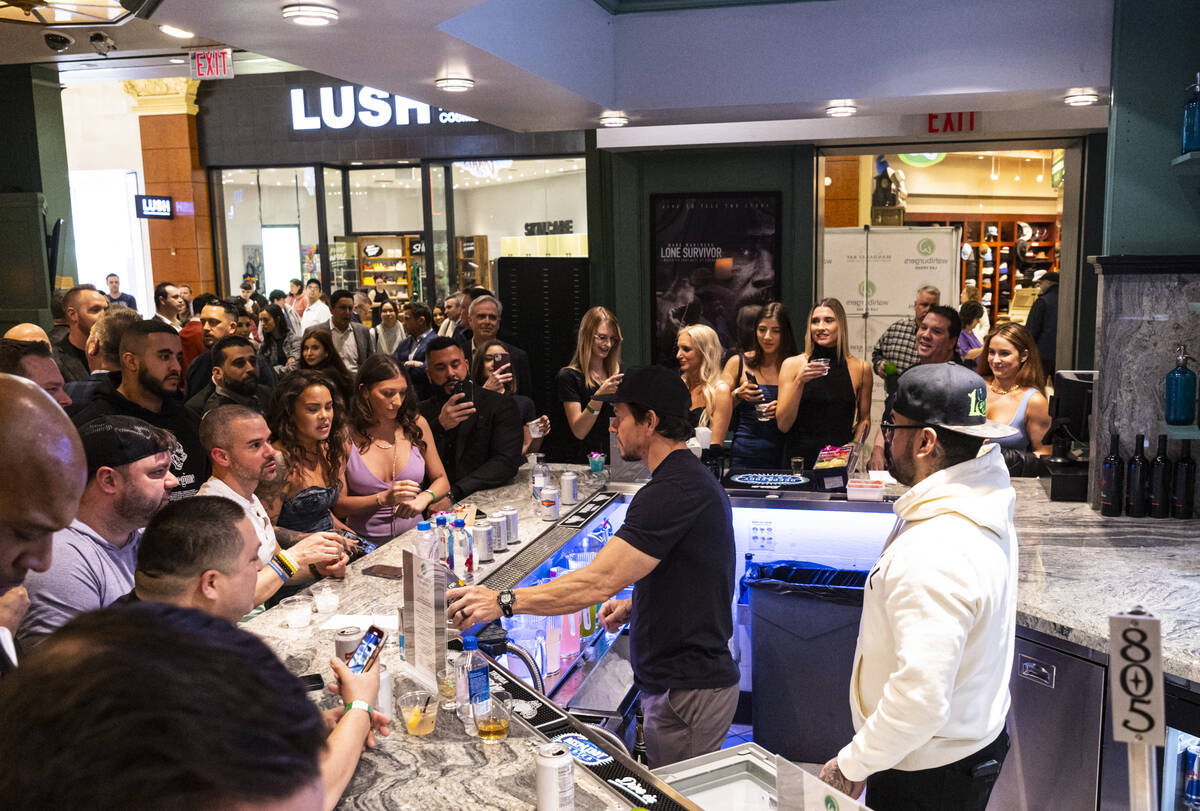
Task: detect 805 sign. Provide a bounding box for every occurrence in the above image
[1108,611,1165,746]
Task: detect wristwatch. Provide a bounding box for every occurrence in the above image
[497,589,515,618]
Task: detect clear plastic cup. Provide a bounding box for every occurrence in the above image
[311,581,340,614]
[472,690,512,743]
[436,668,458,710]
[400,691,438,736]
[279,596,313,628]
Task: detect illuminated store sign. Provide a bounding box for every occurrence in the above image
[134,195,174,219]
[289,86,479,131]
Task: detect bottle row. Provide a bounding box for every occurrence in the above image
[1100,433,1195,519]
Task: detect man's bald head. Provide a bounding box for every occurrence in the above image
[3,324,50,346]
[0,375,87,594]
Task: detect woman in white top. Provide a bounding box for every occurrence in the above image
[369,300,405,356]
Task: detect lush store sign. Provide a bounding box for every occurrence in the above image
[289,86,479,131]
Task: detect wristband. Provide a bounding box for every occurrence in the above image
[344,700,372,717]
[272,551,298,578]
[584,404,596,414]
[267,560,288,583]
[421,489,436,501]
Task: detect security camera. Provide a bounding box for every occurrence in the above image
[43,30,75,53]
[89,32,117,56]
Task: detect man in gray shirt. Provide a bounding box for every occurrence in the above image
[18,417,178,646]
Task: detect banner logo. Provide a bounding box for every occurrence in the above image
[917,238,936,256]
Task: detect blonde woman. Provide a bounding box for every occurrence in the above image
[557,306,623,463]
[677,324,731,445]
[776,298,872,468]
[976,322,1051,455]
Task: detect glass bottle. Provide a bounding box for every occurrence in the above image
[1148,434,1173,519]
[1184,72,1200,154]
[1126,434,1149,518]
[1100,433,1124,517]
[1172,440,1195,519]
[1165,345,1197,425]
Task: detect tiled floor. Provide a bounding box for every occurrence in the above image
[721,722,754,750]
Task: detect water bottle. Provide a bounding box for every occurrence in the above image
[461,635,490,714]
[415,520,436,559]
[1166,344,1197,425]
[452,519,473,584]
[435,514,449,564]
[531,453,550,500]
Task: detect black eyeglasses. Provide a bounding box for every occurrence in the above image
[880,421,936,440]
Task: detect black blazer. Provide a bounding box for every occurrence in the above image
[419,386,522,501]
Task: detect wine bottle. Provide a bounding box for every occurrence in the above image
[1148,434,1172,518]
[1099,432,1124,517]
[1173,440,1196,519]
[1126,434,1149,518]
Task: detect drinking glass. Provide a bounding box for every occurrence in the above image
[528,419,544,438]
[755,400,774,422]
[400,691,438,736]
[436,668,458,711]
[279,596,312,628]
[311,581,340,614]
[472,690,512,743]
[790,457,806,476]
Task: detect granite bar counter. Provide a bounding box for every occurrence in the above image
[243,464,626,811]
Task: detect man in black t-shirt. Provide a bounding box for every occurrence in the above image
[446,366,739,767]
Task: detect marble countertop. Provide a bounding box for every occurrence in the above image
[243,463,626,811]
[1008,479,1200,685]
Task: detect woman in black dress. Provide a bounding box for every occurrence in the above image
[776,298,873,468]
[556,306,623,463]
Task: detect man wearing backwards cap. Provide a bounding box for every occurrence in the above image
[446,366,740,767]
[18,416,179,647]
[820,363,1018,809]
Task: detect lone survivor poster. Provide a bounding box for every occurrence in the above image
[650,192,781,366]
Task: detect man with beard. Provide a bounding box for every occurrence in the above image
[819,363,1017,810]
[185,336,272,418]
[447,367,738,767]
[18,417,179,647]
[153,282,186,330]
[185,299,239,397]
[196,406,348,605]
[0,375,87,674]
[72,320,210,500]
[55,284,109,383]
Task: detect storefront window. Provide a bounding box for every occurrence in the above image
[428,163,451,304]
[220,166,320,295]
[323,166,345,239]
[348,167,423,232]
[450,157,586,292]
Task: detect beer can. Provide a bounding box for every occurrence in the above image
[1185,743,1200,805]
[560,472,578,505]
[489,516,509,553]
[535,742,575,811]
[540,487,560,521]
[335,627,362,662]
[475,523,495,564]
[376,664,393,720]
[501,506,519,544]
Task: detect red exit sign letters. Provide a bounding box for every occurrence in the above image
[189,48,234,81]
[927,111,976,134]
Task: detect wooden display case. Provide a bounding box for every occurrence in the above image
[455,235,489,292]
[357,233,423,302]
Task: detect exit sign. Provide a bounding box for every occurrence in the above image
[189,48,234,81]
[927,111,976,134]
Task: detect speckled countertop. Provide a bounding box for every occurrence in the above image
[243,464,626,811]
[1008,479,1200,685]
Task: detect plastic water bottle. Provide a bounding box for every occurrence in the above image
[531,453,550,501]
[461,635,490,717]
[415,520,436,559]
[435,514,450,564]
[452,518,473,584]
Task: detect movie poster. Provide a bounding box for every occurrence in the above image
[650,192,781,366]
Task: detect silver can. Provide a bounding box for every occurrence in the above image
[535,742,575,811]
[539,487,560,521]
[335,627,361,662]
[501,506,519,544]
[474,522,495,564]
[489,516,509,553]
[559,472,578,504]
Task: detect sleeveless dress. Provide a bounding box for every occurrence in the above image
[730,379,786,469]
[277,484,339,534]
[343,441,427,545]
[783,347,857,467]
[994,388,1037,451]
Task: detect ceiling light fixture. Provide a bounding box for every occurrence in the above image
[1064,89,1099,106]
[825,101,857,117]
[1036,156,1045,183]
[990,156,999,181]
[281,4,339,26]
[158,24,194,38]
[168,57,185,64]
[599,112,629,127]
[435,76,474,92]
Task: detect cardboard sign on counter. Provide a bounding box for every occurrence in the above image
[402,549,446,689]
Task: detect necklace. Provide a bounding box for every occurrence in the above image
[989,381,1020,396]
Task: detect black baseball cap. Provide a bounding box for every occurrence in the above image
[592,365,690,420]
[78,416,175,475]
[892,363,1018,439]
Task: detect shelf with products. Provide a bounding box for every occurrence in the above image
[455,234,489,292]
[356,233,423,302]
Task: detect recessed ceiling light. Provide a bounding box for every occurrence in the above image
[1064,90,1099,106]
[158,25,194,38]
[350,161,363,165]
[281,4,339,26]
[599,112,629,127]
[825,101,857,117]
[435,76,474,92]
[168,58,185,64]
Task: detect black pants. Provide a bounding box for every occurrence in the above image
[865,730,1010,811]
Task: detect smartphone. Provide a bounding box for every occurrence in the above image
[492,351,511,372]
[451,378,474,404]
[346,625,386,674]
[298,673,325,692]
[744,371,758,385]
[362,564,405,580]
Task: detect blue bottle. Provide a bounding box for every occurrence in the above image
[1165,344,1197,425]
[1184,73,1200,154]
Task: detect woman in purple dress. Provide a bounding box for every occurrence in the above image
[335,354,450,546]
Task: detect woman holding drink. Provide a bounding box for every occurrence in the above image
[472,341,550,455]
[776,298,872,470]
[720,302,797,469]
[335,355,450,546]
[557,306,623,463]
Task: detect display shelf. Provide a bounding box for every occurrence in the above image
[1169,152,1200,174]
[455,234,489,292]
[1161,421,1200,440]
[356,233,422,302]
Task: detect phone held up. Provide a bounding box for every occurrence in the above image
[451,378,474,405]
[492,351,511,373]
[347,625,387,674]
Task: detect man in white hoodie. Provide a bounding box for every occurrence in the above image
[820,362,1019,810]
